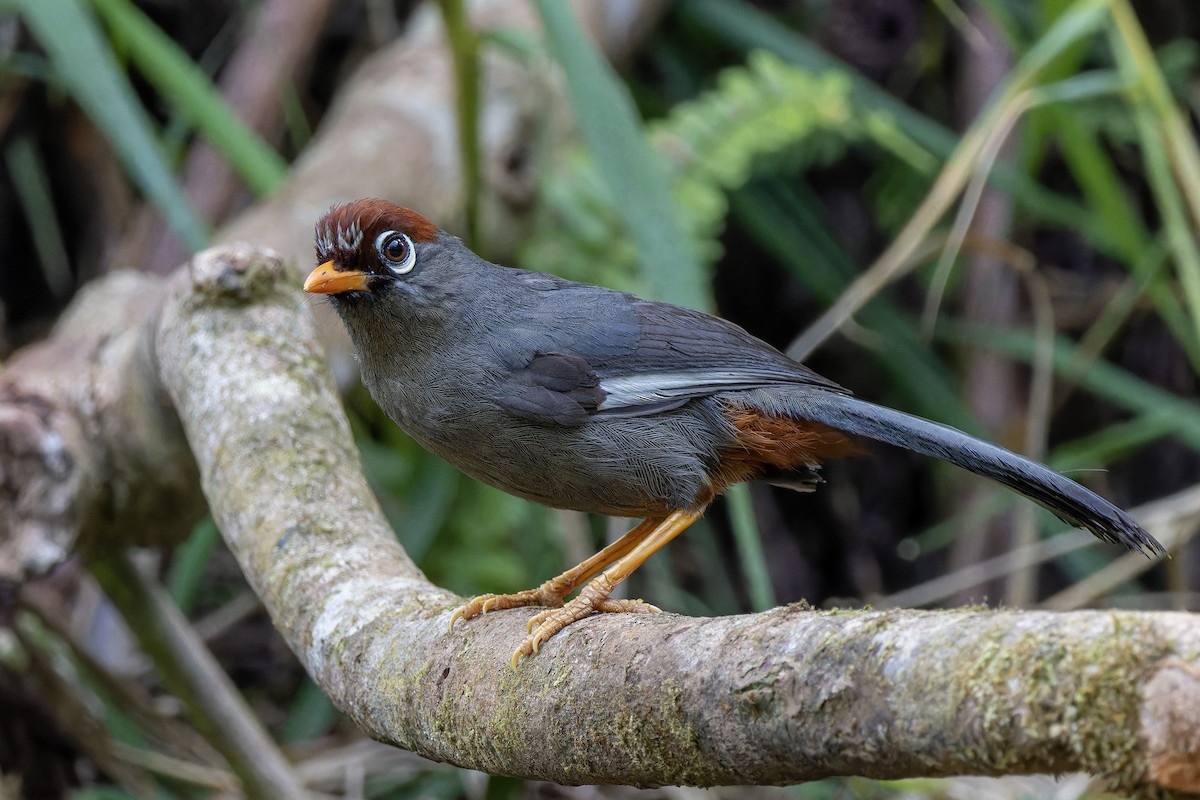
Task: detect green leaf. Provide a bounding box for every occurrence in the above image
[1015,0,1106,79]
[13,0,208,251]
[89,0,288,194]
[532,0,708,310]
[939,321,1200,451]
[523,54,881,292]
[5,134,72,297]
[281,678,336,744]
[1051,415,1181,472]
[725,484,775,611]
[1108,11,1200,363]
[165,516,221,614]
[677,0,1109,253]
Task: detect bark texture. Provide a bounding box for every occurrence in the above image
[0,271,202,575]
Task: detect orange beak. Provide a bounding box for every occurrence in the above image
[304,261,369,294]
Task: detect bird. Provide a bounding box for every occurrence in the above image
[305,198,1165,668]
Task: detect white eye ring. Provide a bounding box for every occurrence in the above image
[375,230,416,275]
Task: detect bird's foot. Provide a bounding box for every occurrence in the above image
[449,578,572,631]
[511,574,660,669]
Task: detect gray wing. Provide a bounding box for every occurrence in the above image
[491,274,846,426]
[494,352,604,426]
[595,301,846,413]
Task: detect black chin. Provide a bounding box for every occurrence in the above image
[326,289,374,304]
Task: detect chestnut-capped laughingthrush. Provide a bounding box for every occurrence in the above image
[305,198,1164,668]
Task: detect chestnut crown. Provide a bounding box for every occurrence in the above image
[313,199,440,275]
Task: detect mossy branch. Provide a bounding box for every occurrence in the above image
[2,1,1199,793]
[139,241,1198,792]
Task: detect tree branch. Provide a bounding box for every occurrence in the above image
[0,272,203,574]
[145,243,1197,792]
[3,0,1198,793]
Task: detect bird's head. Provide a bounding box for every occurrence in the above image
[305,199,444,303]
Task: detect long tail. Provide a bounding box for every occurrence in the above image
[786,391,1165,558]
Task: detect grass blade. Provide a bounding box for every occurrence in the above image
[1107,10,1200,359]
[14,0,208,251]
[724,484,775,611]
[5,134,72,297]
[939,321,1200,451]
[533,0,708,309]
[90,0,288,195]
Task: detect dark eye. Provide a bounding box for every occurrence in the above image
[374,230,416,275]
[382,236,406,261]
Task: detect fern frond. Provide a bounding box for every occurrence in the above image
[523,51,923,292]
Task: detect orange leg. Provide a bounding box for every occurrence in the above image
[449,516,662,631]
[512,508,704,669]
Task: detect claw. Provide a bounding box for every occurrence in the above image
[525,607,554,632]
[510,640,532,671]
[450,585,570,643]
[510,621,553,670]
[449,592,499,631]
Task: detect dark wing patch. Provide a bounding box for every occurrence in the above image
[495,352,605,427]
[488,271,846,425]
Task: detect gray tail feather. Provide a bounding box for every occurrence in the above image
[789,391,1165,558]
